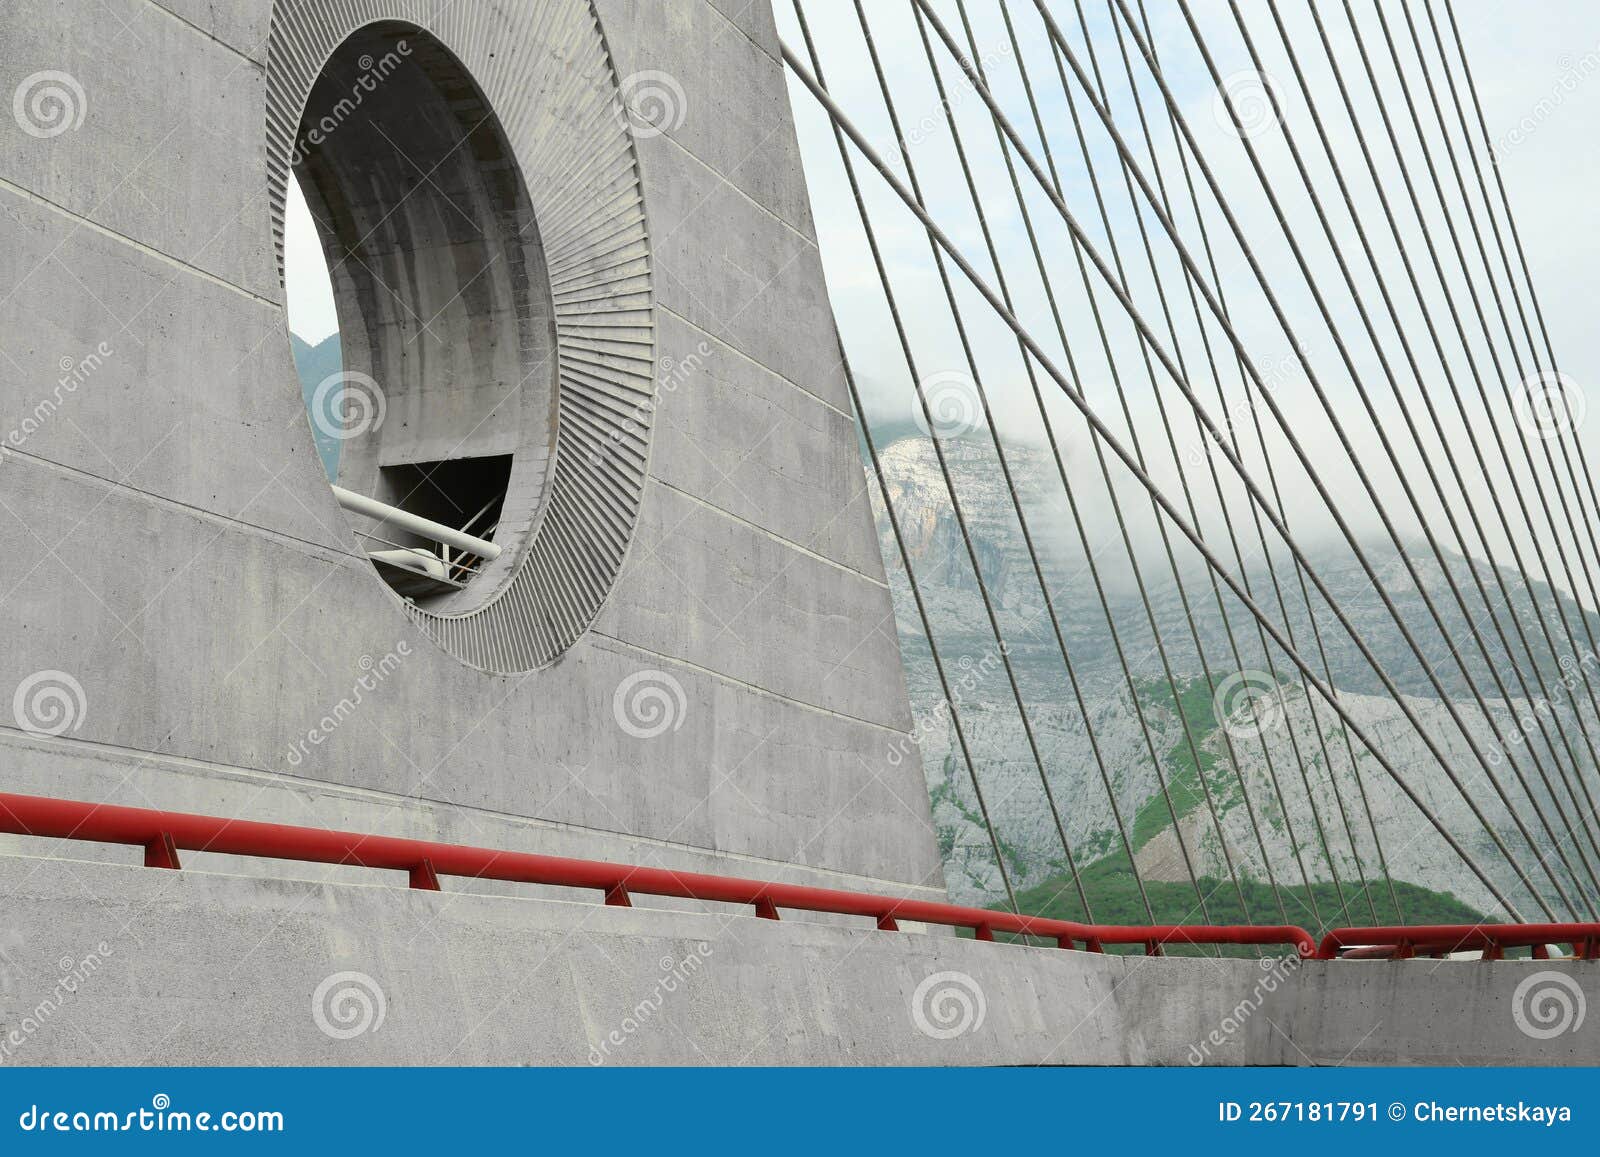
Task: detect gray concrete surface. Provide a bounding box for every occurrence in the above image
[1,856,1593,1066]
[0,0,939,894]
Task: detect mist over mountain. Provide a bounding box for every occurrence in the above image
[869,429,1600,921]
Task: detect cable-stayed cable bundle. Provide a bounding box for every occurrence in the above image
[778,0,1600,932]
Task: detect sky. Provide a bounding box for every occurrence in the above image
[283,0,1600,598]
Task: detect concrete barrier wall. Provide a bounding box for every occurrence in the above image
[2,857,1593,1066]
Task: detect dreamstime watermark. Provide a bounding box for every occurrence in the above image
[284,644,411,767]
[1187,950,1302,1064]
[612,669,687,739]
[1497,42,1600,154]
[585,340,712,469]
[0,942,113,1064]
[307,370,387,442]
[16,1094,283,1134]
[1212,70,1283,140]
[1511,370,1585,442]
[288,41,414,166]
[1511,970,1586,1040]
[12,71,86,138]
[910,970,986,1040]
[886,645,1007,769]
[1487,649,1599,767]
[880,39,1015,159]
[6,343,113,454]
[616,70,686,139]
[588,942,713,1064]
[1180,345,1303,467]
[11,670,86,738]
[1212,669,1286,740]
[311,970,387,1040]
[912,369,985,440]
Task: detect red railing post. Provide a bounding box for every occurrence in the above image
[143,832,180,870]
[409,859,442,891]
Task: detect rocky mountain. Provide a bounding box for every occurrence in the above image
[869,429,1600,922]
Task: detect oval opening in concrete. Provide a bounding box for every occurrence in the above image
[292,21,558,615]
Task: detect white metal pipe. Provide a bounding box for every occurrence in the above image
[332,485,503,560]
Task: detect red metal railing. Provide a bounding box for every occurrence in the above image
[1318,924,1600,961]
[3,791,1594,962]
[0,790,1314,956]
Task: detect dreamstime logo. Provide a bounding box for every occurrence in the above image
[12,670,86,738]
[12,71,87,138]
[886,645,1007,768]
[912,370,984,439]
[588,943,713,1065]
[1512,970,1586,1040]
[1212,70,1283,140]
[1181,346,1304,466]
[311,971,387,1040]
[1512,371,1586,441]
[288,40,413,166]
[7,342,114,453]
[284,643,411,767]
[880,38,1015,158]
[1187,950,1302,1064]
[612,670,687,739]
[910,971,986,1040]
[1498,42,1600,154]
[617,70,686,139]
[0,942,114,1064]
[1212,669,1285,740]
[308,370,386,441]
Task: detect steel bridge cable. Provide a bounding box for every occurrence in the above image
[932,0,1564,917]
[1120,0,1400,923]
[992,0,1285,926]
[991,0,1294,926]
[1052,0,1574,915]
[776,35,1530,921]
[1115,0,1386,923]
[1438,0,1600,637]
[1386,0,1600,779]
[1036,0,1331,927]
[985,0,1309,928]
[1199,0,1600,908]
[1416,0,1600,729]
[1151,0,1597,917]
[848,1,1170,925]
[1398,0,1600,637]
[792,1,1083,919]
[919,0,1255,927]
[1278,0,1600,888]
[1359,0,1600,755]
[1075,0,1358,926]
[1363,0,1600,684]
[784,6,1020,914]
[837,0,1100,921]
